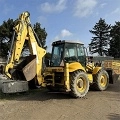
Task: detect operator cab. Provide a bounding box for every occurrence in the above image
[50,40,86,67]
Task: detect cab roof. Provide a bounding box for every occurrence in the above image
[52,40,84,45]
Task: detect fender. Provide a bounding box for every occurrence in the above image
[69,62,85,72]
[92,67,102,74]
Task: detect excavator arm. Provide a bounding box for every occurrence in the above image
[5,11,46,85]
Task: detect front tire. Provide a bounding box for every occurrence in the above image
[93,69,109,91]
[70,70,89,98]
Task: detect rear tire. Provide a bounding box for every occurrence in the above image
[70,70,89,98]
[93,69,109,91]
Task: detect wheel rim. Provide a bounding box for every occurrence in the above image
[76,77,87,93]
[100,74,107,87]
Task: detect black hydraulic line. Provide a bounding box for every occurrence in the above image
[29,24,42,47]
[28,24,46,72]
[7,31,15,64]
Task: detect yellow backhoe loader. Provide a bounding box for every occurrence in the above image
[2,11,114,98]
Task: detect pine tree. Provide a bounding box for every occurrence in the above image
[109,22,120,58]
[0,19,14,57]
[89,18,111,56]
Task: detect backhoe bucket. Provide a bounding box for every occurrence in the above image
[12,55,36,81]
[22,55,36,81]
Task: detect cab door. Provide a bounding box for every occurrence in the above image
[77,44,86,67]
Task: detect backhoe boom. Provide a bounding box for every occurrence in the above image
[5,11,46,85]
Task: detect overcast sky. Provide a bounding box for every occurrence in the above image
[0,0,120,52]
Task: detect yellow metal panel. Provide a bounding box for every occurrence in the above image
[92,67,101,74]
[69,62,85,72]
[87,74,93,83]
[64,63,70,90]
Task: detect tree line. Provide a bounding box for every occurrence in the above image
[0,18,120,59]
[0,18,51,59]
[89,18,120,58]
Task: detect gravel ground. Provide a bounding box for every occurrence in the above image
[0,78,120,120]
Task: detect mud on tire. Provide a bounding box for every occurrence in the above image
[70,70,89,98]
[92,69,109,91]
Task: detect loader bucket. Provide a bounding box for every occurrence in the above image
[11,55,36,81]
